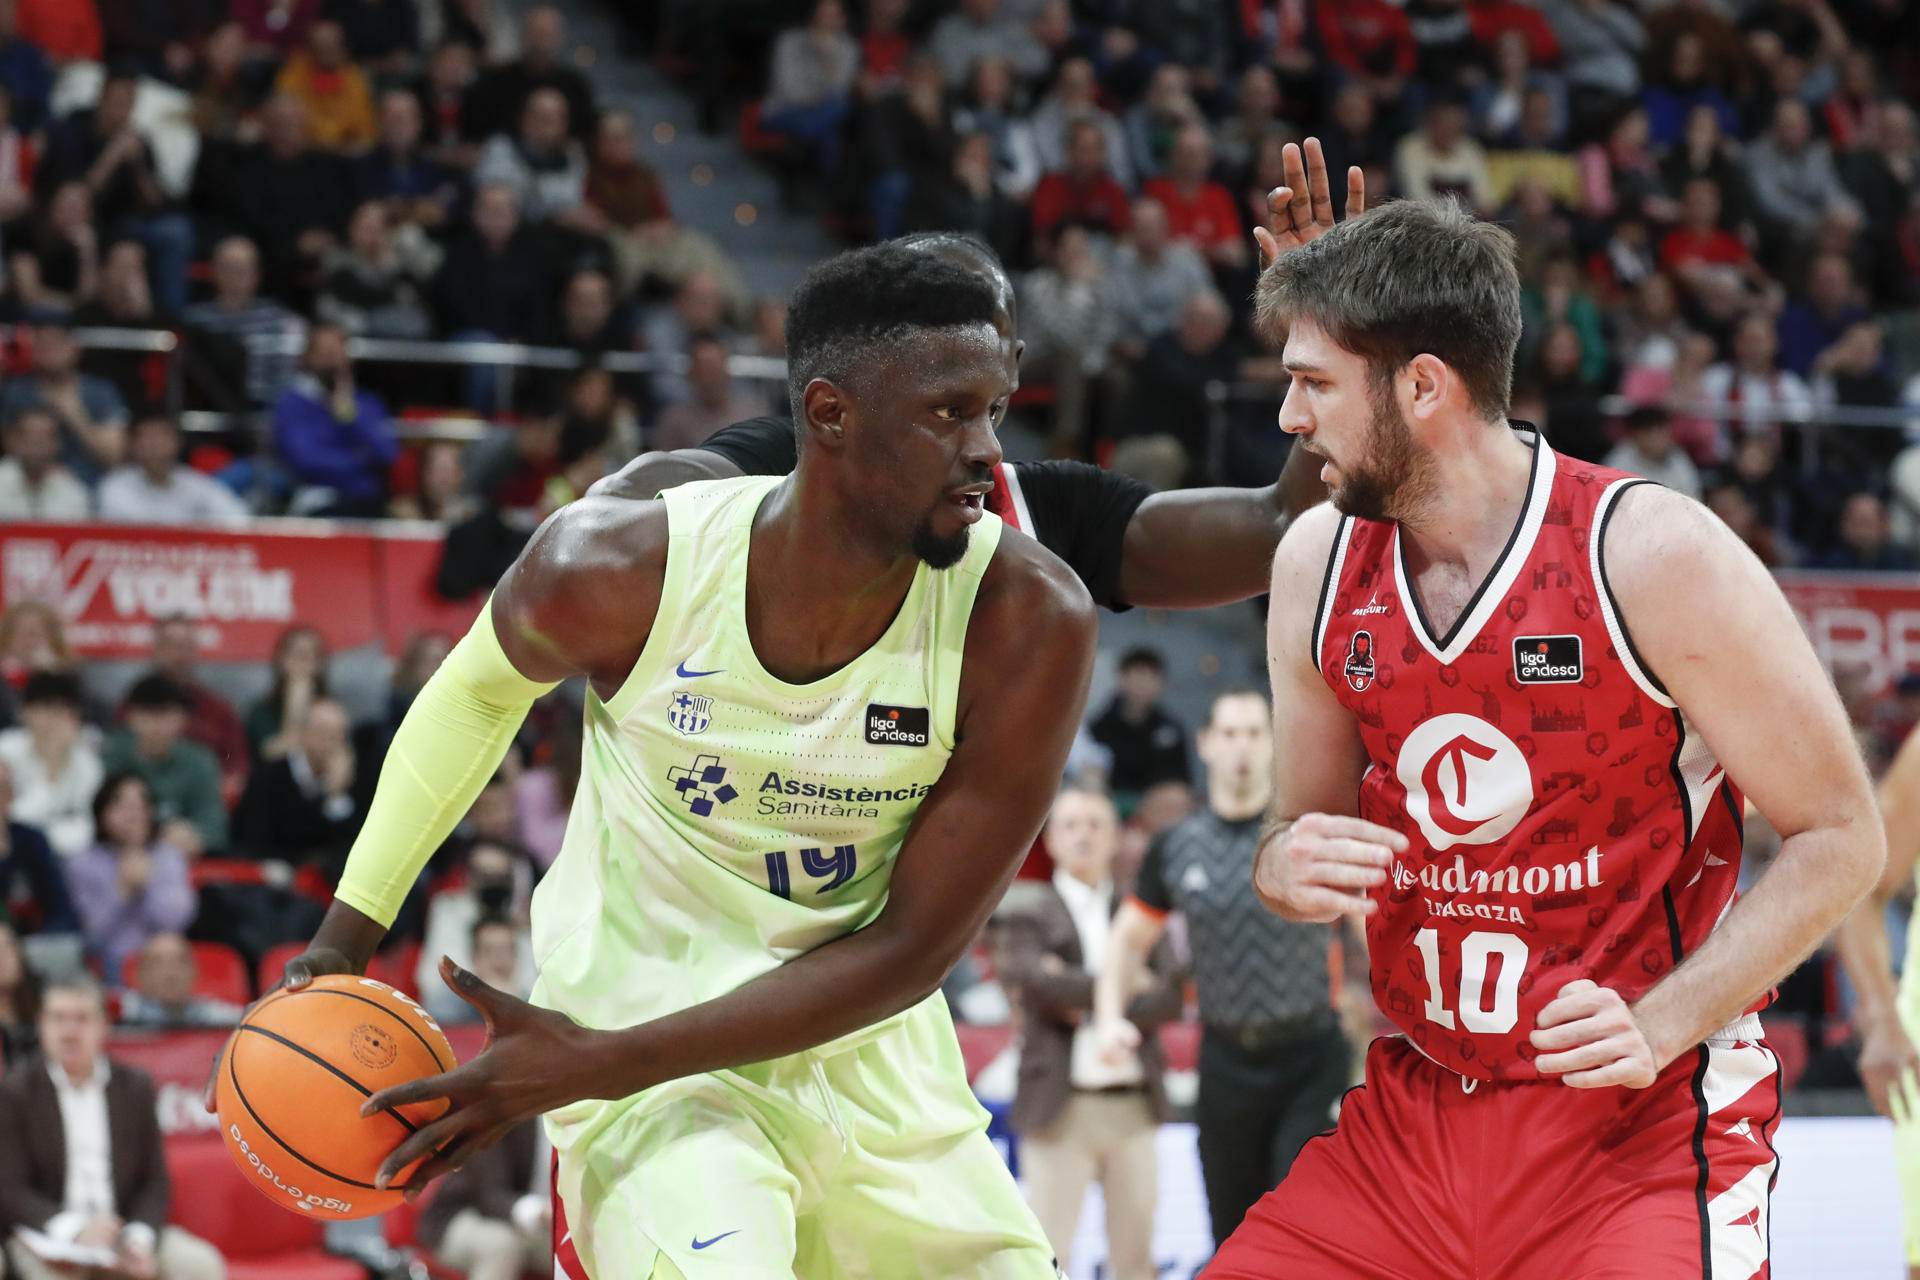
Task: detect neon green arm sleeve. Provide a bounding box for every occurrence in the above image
[333,599,559,928]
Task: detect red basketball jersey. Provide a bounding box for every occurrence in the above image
[1312,435,1747,1081]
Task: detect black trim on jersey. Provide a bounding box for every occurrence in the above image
[1401,432,1541,654]
[1310,516,1348,674]
[1718,783,1744,844]
[699,415,799,477]
[1688,1046,1714,1280]
[1594,478,1672,699]
[1662,887,1685,965]
[1666,708,1694,861]
[1761,1045,1784,1263]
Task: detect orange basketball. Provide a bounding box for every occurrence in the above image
[214,974,457,1220]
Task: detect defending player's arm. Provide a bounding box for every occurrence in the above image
[1830,722,1920,1116]
[586,415,792,501]
[1529,485,1884,1088]
[362,536,1099,1193]
[1250,504,1409,921]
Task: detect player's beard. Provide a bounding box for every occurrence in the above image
[911,519,971,569]
[1330,386,1437,524]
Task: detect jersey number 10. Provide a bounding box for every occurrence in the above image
[1413,928,1528,1034]
[765,845,859,899]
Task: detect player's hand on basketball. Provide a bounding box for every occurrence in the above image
[1857,1016,1920,1118]
[1252,813,1405,923]
[361,955,596,1199]
[1093,1014,1141,1065]
[200,944,364,1113]
[1253,137,1365,269]
[1529,979,1660,1089]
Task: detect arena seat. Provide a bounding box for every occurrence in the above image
[256,941,309,996]
[954,1022,1011,1080]
[1158,1020,1200,1074]
[164,1136,363,1280]
[119,942,251,1005]
[1767,1017,1810,1093]
[370,940,425,994]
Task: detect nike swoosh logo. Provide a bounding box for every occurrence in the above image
[690,1231,740,1250]
[676,661,724,679]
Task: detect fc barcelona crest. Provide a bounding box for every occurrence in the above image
[668,690,713,736]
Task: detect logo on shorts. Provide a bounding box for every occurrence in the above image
[348,1025,398,1071]
[864,704,930,747]
[1344,631,1376,691]
[667,754,738,817]
[1513,635,1583,684]
[667,690,713,735]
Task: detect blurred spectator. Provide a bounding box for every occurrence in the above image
[1778,252,1868,379]
[1659,176,1763,301]
[101,675,225,858]
[1089,647,1192,800]
[761,0,858,175]
[0,672,102,857]
[131,618,248,805]
[0,0,52,134]
[1486,87,1580,209]
[862,54,952,243]
[1537,0,1644,123]
[1535,321,1607,462]
[245,624,330,762]
[535,269,632,359]
[36,70,191,312]
[353,89,461,232]
[1125,63,1202,184]
[1840,101,1918,255]
[587,110,748,318]
[1019,225,1118,457]
[1818,492,1916,571]
[13,0,100,64]
[1143,125,1246,269]
[468,6,593,143]
[640,270,736,407]
[1605,405,1701,498]
[1110,196,1211,350]
[72,239,173,335]
[1395,96,1495,213]
[233,0,322,59]
[0,83,33,225]
[0,408,91,521]
[67,774,194,974]
[421,0,511,61]
[1706,480,1782,568]
[1475,30,1565,149]
[415,1111,547,1280]
[651,335,766,453]
[1029,57,1132,190]
[1812,321,1897,417]
[324,0,419,73]
[361,630,451,763]
[952,55,1040,202]
[474,86,593,227]
[1,318,129,484]
[8,183,100,312]
[180,236,307,406]
[1405,0,1486,93]
[561,362,640,468]
[0,975,228,1280]
[0,606,76,729]
[273,19,374,150]
[388,438,470,522]
[1317,82,1394,194]
[1613,270,1691,380]
[220,95,354,286]
[514,704,575,868]
[1660,103,1751,240]
[97,415,250,526]
[1521,253,1605,384]
[1317,0,1415,104]
[1215,65,1282,175]
[233,696,363,869]
[0,919,40,1065]
[0,760,76,937]
[1118,291,1235,487]
[188,22,253,141]
[273,323,399,517]
[1581,106,1674,224]
[434,183,552,344]
[316,199,438,339]
[411,37,485,168]
[928,0,1045,91]
[1641,30,1738,150]
[904,130,1027,267]
[999,783,1179,1280]
[1031,118,1132,248]
[114,932,241,1029]
[1701,311,1811,461]
[415,837,534,1026]
[1744,98,1860,243]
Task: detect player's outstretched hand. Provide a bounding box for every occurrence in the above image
[1253,136,1366,269]
[1529,979,1660,1089]
[200,944,364,1114]
[361,955,598,1200]
[1858,1017,1920,1118]
[1252,812,1404,923]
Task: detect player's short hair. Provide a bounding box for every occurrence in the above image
[1255,198,1521,423]
[784,243,1003,427]
[896,229,1003,272]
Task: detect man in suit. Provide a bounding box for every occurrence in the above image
[0,976,226,1280]
[997,783,1183,1280]
[414,1118,546,1280]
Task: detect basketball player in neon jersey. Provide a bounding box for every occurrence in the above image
[240,244,1097,1279]
[1210,199,1883,1276]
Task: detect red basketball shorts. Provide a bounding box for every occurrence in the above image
[1203,1018,1781,1280]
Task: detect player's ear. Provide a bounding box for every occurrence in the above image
[800,377,851,451]
[1406,353,1449,422]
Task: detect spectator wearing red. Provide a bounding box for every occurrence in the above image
[1143,125,1246,268]
[1659,175,1751,280]
[13,0,98,63]
[1469,0,1560,65]
[1316,0,1414,102]
[1031,117,1132,245]
[230,0,323,59]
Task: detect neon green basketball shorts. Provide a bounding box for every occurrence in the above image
[547,1001,1060,1279]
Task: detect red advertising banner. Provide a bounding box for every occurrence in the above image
[1776,570,1920,694]
[0,521,480,661]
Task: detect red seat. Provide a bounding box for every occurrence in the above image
[190,859,269,890]
[1158,1020,1200,1073]
[120,942,252,1005]
[256,941,310,997]
[1767,1017,1809,1092]
[165,1137,363,1280]
[954,1023,1011,1081]
[370,940,424,995]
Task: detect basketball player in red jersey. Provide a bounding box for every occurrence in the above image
[1208,197,1885,1277]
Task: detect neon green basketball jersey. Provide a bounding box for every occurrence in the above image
[529,474,1004,1050]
